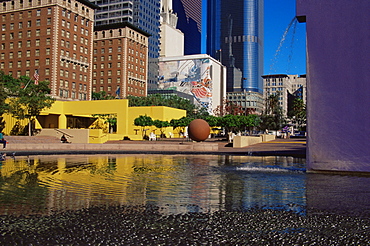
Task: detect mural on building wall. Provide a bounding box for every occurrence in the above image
[159,59,213,113]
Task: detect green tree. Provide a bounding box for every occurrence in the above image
[213,98,244,116]
[134,115,153,139]
[92,91,115,100]
[260,94,285,131]
[92,114,117,133]
[152,119,170,138]
[288,98,306,131]
[127,94,208,118]
[7,77,55,136]
[170,117,192,136]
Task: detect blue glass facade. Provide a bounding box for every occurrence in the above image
[208,0,264,93]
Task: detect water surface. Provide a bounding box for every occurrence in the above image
[0,154,369,216]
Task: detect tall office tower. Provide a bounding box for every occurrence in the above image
[93,23,149,98]
[92,0,161,91]
[0,0,98,100]
[172,0,203,55]
[208,0,264,93]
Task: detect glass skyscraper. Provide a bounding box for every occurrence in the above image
[91,0,161,89]
[207,0,264,93]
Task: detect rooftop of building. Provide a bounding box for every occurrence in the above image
[93,22,151,37]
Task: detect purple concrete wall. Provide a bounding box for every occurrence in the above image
[296,0,370,172]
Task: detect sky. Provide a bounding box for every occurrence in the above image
[264,0,306,75]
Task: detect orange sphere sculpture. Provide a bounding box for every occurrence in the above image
[188,119,210,142]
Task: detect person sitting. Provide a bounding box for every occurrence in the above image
[61,134,70,143]
[149,132,156,141]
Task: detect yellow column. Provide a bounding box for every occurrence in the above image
[58,114,67,129]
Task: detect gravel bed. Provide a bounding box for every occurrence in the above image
[0,205,369,245]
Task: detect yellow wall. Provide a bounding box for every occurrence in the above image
[127,106,186,139]
[2,99,186,141]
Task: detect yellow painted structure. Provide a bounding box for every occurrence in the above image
[2,99,186,143]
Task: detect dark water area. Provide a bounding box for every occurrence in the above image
[0,154,369,245]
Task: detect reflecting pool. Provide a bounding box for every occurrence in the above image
[0,154,369,216]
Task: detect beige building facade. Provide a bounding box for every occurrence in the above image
[262,74,307,116]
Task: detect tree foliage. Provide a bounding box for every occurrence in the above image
[153,119,170,137]
[213,98,244,116]
[0,72,55,135]
[92,91,115,100]
[260,94,285,131]
[169,117,192,134]
[127,94,207,118]
[288,98,306,131]
[134,115,153,139]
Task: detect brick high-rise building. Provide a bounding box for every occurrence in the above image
[0,0,98,100]
[93,23,149,98]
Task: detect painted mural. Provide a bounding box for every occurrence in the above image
[158,59,213,113]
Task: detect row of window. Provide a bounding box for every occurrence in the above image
[61,40,89,54]
[60,70,87,81]
[59,89,87,100]
[60,80,87,91]
[1,49,51,58]
[3,39,51,48]
[93,63,121,69]
[0,47,50,55]
[94,54,118,61]
[93,46,122,54]
[93,77,121,85]
[1,28,51,40]
[60,50,88,65]
[225,35,259,44]
[2,18,52,31]
[95,39,122,46]
[265,78,284,82]
[265,87,284,91]
[1,8,52,21]
[1,59,52,69]
[265,82,283,86]
[0,70,43,78]
[93,70,121,77]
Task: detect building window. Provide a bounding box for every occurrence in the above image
[35,39,40,46]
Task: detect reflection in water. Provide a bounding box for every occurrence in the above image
[1,154,368,217]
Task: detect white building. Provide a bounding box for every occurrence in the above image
[262,74,307,116]
[159,0,184,57]
[158,54,226,114]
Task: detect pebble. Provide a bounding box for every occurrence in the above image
[0,205,369,245]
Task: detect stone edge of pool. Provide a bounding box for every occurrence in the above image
[2,139,307,158]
